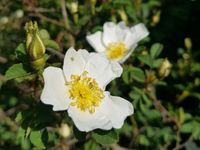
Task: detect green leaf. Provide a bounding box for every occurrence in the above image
[181,122,193,133]
[192,121,200,140]
[138,54,153,68]
[43,39,60,51]
[142,93,152,107]
[131,67,145,82]
[158,127,175,143]
[15,112,23,123]
[73,127,86,141]
[150,43,163,58]
[185,141,200,150]
[126,5,137,21]
[119,122,133,136]
[122,66,130,84]
[141,4,150,18]
[84,140,101,150]
[190,92,200,100]
[39,29,50,40]
[17,127,26,140]
[92,129,119,145]
[17,126,31,150]
[5,63,30,80]
[30,130,46,149]
[15,43,28,62]
[144,109,162,120]
[153,58,163,68]
[113,0,131,5]
[139,134,150,146]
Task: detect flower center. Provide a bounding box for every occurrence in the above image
[67,71,104,113]
[106,42,128,59]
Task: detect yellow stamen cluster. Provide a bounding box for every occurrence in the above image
[68,71,104,113]
[106,42,128,59]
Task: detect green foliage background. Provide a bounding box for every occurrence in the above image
[0,0,200,149]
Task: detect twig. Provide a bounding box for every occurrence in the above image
[179,134,193,150]
[28,13,65,27]
[26,7,56,13]
[0,74,5,82]
[60,0,70,30]
[0,109,18,131]
[111,144,128,150]
[146,86,183,149]
[0,56,7,63]
[5,104,29,116]
[46,47,65,60]
[146,89,178,126]
[173,134,193,150]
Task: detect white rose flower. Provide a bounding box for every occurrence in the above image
[41,47,133,132]
[86,21,149,63]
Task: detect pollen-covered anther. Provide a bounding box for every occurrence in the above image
[106,42,128,59]
[68,71,104,113]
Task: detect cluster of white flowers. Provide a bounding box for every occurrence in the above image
[41,21,149,132]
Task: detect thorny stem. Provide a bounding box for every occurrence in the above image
[146,87,179,126]
[148,89,194,150]
[173,134,193,150]
[145,85,186,150]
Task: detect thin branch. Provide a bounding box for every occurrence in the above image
[46,47,65,60]
[173,134,193,150]
[28,13,64,27]
[0,56,7,63]
[111,144,128,150]
[0,74,5,82]
[0,109,18,131]
[26,7,56,13]
[60,0,70,30]
[147,90,179,126]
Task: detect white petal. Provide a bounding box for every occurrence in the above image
[77,49,90,61]
[102,22,118,46]
[118,44,137,64]
[131,23,149,42]
[85,53,122,89]
[63,47,86,80]
[100,92,134,128]
[124,23,149,48]
[116,21,129,41]
[41,67,69,111]
[68,106,112,132]
[86,31,106,52]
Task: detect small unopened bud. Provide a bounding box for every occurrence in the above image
[177,90,189,102]
[67,2,78,14]
[25,21,46,71]
[178,107,185,125]
[58,123,71,138]
[184,37,192,50]
[151,10,161,26]
[0,16,9,24]
[67,1,79,24]
[14,10,24,18]
[118,9,128,23]
[194,78,200,86]
[90,0,96,15]
[29,33,45,60]
[146,70,157,84]
[158,58,172,78]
